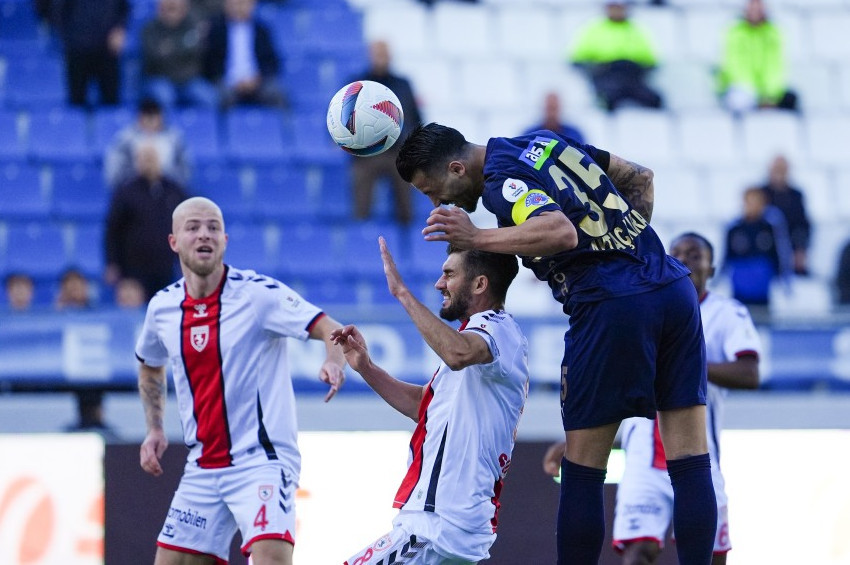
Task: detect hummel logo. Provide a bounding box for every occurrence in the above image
[193,304,208,318]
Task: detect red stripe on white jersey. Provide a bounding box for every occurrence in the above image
[652,418,667,470]
[181,276,232,468]
[393,374,437,508]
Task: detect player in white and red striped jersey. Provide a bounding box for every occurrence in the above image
[611,233,761,565]
[336,238,529,564]
[136,197,346,565]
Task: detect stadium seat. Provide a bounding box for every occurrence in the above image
[361,3,430,57]
[393,57,454,112]
[28,107,93,163]
[2,56,65,108]
[0,163,49,221]
[171,108,220,163]
[284,55,343,114]
[791,168,832,225]
[458,59,522,112]
[251,165,315,221]
[5,222,69,280]
[340,220,406,281]
[70,223,105,278]
[51,164,110,222]
[491,5,557,63]
[277,222,339,281]
[805,113,850,167]
[298,9,365,56]
[0,110,26,161]
[223,108,287,164]
[809,11,850,63]
[0,1,41,41]
[406,224,450,281]
[677,112,740,167]
[652,61,719,112]
[91,106,136,156]
[193,164,250,222]
[608,108,676,167]
[650,166,704,223]
[703,166,760,221]
[681,7,738,63]
[225,223,275,273]
[838,63,850,110]
[432,3,492,58]
[834,168,850,219]
[290,111,345,165]
[315,164,352,219]
[740,111,805,166]
[632,6,685,63]
[789,62,837,112]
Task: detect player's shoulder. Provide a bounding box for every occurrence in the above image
[703,291,754,321]
[466,309,521,335]
[225,266,291,296]
[147,279,185,310]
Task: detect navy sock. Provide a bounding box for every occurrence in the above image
[667,453,718,565]
[556,457,607,565]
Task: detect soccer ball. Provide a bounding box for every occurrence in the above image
[326,80,404,157]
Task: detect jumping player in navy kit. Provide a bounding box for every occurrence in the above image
[395,123,717,565]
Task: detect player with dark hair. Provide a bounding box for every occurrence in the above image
[335,238,529,563]
[544,232,761,565]
[396,123,716,565]
[136,196,345,565]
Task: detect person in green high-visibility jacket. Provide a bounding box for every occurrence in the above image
[717,0,798,114]
[568,1,663,112]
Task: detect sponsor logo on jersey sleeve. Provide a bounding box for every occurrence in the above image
[519,136,558,170]
[511,189,555,225]
[502,178,529,202]
[259,485,273,501]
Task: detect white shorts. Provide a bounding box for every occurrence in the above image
[611,465,730,554]
[157,462,298,561]
[343,525,477,565]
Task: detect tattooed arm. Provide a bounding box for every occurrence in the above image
[606,154,655,223]
[139,363,168,476]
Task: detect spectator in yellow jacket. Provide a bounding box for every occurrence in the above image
[569,1,663,112]
[717,0,798,114]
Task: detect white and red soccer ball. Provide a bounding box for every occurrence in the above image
[326,80,404,157]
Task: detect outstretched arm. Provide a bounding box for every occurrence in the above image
[331,325,424,421]
[605,153,655,222]
[139,363,168,477]
[309,314,347,402]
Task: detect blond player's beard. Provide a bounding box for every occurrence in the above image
[180,250,219,277]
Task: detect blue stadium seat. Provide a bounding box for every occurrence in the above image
[192,164,251,222]
[51,164,110,221]
[91,106,135,156]
[316,164,352,219]
[301,278,359,308]
[277,222,339,281]
[0,1,41,41]
[291,112,346,165]
[28,108,93,163]
[0,163,49,221]
[0,110,26,161]
[70,223,105,278]
[340,220,407,281]
[3,57,65,108]
[251,164,314,221]
[225,223,273,273]
[223,108,287,164]
[4,222,69,280]
[406,224,450,280]
[171,108,220,163]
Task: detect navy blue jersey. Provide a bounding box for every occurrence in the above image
[481,131,688,309]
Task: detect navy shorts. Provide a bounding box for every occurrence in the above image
[560,276,707,431]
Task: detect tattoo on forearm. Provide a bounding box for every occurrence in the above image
[140,374,165,429]
[608,158,654,223]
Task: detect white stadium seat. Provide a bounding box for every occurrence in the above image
[492,5,558,64]
[677,112,740,167]
[808,12,850,62]
[650,166,704,223]
[789,62,838,112]
[459,59,522,111]
[703,166,761,222]
[607,108,676,168]
[652,61,720,112]
[361,2,430,56]
[741,111,805,165]
[805,113,850,167]
[681,8,738,63]
[631,6,685,63]
[432,3,492,58]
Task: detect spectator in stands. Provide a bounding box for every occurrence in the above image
[104,98,191,189]
[203,0,285,108]
[723,187,792,308]
[759,155,811,275]
[523,91,584,143]
[4,273,35,312]
[65,390,122,443]
[838,241,850,305]
[105,143,189,300]
[115,277,148,309]
[347,40,423,225]
[717,0,797,114]
[55,268,93,310]
[141,0,218,109]
[50,0,129,107]
[568,1,662,112]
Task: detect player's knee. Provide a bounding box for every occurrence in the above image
[622,540,661,565]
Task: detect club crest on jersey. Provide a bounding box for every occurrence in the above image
[191,326,209,352]
[258,485,273,501]
[373,534,392,551]
[502,178,528,202]
[193,303,208,318]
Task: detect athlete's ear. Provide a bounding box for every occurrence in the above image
[448,160,465,177]
[168,233,178,253]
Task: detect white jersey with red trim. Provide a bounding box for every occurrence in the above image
[135,266,324,477]
[620,291,761,472]
[392,309,529,547]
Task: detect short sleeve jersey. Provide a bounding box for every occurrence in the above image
[135,266,325,477]
[481,132,689,309]
[392,310,529,536]
[621,291,761,470]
